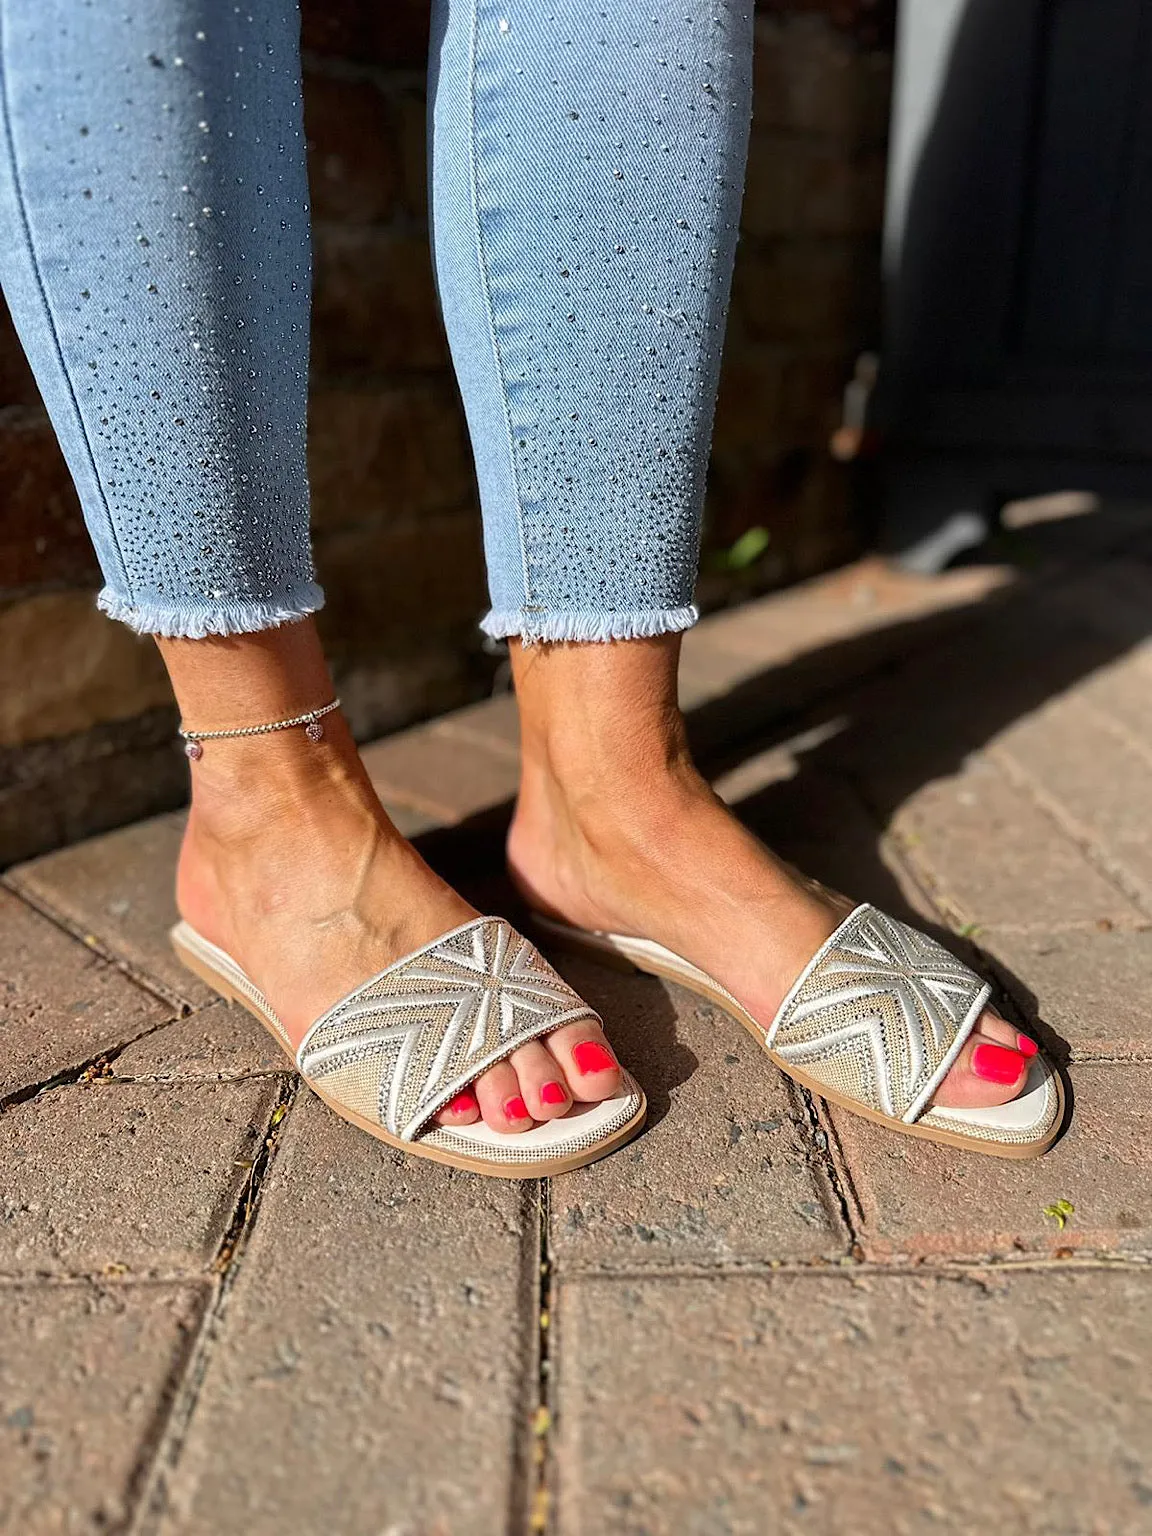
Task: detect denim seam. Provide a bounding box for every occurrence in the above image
[466,0,533,615]
[0,9,132,597]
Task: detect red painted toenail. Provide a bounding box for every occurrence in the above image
[572,1041,617,1075]
[504,1095,529,1121]
[447,1091,477,1115]
[1016,1033,1039,1059]
[972,1042,1025,1084]
[540,1081,567,1105]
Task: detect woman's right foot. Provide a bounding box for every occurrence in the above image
[175,715,624,1134]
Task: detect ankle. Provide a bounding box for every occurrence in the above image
[176,734,408,945]
[513,632,692,788]
[512,740,717,923]
[184,720,384,849]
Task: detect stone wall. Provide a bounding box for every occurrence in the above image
[0,0,894,865]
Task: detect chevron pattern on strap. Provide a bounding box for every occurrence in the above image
[296,918,599,1140]
[766,905,991,1123]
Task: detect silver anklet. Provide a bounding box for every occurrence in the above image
[179,698,341,760]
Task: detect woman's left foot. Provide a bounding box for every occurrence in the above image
[508,753,1036,1116]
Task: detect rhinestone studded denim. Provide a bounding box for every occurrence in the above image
[0,0,317,637]
[0,2,753,642]
[431,1,754,640]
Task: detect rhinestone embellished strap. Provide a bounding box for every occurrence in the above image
[764,905,991,1124]
[296,917,601,1141]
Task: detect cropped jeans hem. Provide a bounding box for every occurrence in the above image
[96,581,326,640]
[481,604,699,645]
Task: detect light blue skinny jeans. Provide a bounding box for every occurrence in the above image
[0,2,753,642]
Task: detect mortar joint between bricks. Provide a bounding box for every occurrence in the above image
[125,1078,301,1536]
[528,1178,556,1535]
[0,874,194,1017]
[0,1033,143,1117]
[792,1080,863,1257]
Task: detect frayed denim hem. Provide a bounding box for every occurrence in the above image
[481,604,699,644]
[97,582,326,638]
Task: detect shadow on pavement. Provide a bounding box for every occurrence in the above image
[415,504,1151,1122]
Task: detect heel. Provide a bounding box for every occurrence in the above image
[171,932,239,1006]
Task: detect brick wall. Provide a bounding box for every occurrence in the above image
[0,0,893,864]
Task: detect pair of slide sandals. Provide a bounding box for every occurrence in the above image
[171,901,1062,1178]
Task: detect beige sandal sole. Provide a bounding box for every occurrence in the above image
[171,929,647,1180]
[535,919,1064,1161]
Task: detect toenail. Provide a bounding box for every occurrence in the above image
[972,1041,1025,1084]
[1016,1033,1039,1059]
[572,1041,617,1075]
[540,1081,567,1105]
[504,1095,529,1121]
[447,1091,477,1115]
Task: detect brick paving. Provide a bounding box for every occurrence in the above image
[3,505,1152,1534]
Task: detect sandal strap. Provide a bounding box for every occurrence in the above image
[764,904,991,1124]
[296,917,599,1141]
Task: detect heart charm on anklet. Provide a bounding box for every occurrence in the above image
[178,698,340,761]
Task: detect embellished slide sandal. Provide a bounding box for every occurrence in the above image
[170,915,646,1178]
[532,903,1063,1159]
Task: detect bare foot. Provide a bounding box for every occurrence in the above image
[507,639,1035,1114]
[175,715,624,1134]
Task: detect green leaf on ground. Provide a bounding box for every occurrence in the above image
[1042,1199,1075,1230]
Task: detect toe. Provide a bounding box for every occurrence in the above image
[434,1087,481,1127]
[473,1058,537,1133]
[545,1018,623,1103]
[931,1008,1032,1109]
[508,1039,573,1120]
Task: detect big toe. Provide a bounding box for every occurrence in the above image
[546,1018,624,1103]
[930,1009,1038,1109]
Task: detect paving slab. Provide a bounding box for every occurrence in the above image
[112,1000,286,1080]
[0,886,170,1100]
[994,692,1152,913]
[884,752,1141,931]
[1075,635,1152,745]
[554,1268,1152,1536]
[154,1092,537,1536]
[433,690,522,754]
[719,749,937,912]
[361,719,519,822]
[0,1079,280,1276]
[0,1281,207,1536]
[547,954,847,1270]
[697,558,1010,665]
[680,563,1011,726]
[826,1063,1152,1261]
[6,812,209,1009]
[834,582,1132,820]
[981,924,1152,1060]
[678,634,777,714]
[377,797,447,839]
